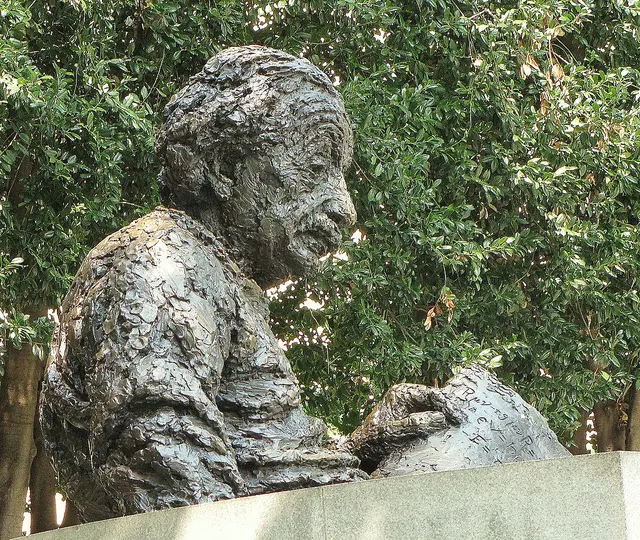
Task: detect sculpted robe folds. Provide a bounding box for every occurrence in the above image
[42,209,363,521]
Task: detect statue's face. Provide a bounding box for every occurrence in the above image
[156,48,357,286]
[227,92,357,285]
[266,124,356,273]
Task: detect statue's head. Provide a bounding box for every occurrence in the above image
[156,46,356,286]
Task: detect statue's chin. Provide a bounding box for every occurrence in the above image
[288,233,335,272]
[251,244,319,288]
[252,230,340,287]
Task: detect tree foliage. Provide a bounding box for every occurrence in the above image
[2,0,640,451]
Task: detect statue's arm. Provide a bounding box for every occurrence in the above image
[92,234,248,510]
[42,216,247,519]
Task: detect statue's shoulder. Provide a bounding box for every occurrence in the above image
[84,206,230,263]
[68,208,239,303]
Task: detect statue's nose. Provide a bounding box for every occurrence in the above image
[321,171,357,227]
[324,190,357,227]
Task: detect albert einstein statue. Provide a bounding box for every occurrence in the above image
[41,46,568,522]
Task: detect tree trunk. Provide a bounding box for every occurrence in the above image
[626,388,640,451]
[0,344,41,540]
[569,411,590,455]
[593,400,626,452]
[29,416,58,533]
[61,500,81,528]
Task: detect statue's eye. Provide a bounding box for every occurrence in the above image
[309,163,325,174]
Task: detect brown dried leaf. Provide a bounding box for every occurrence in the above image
[424,306,439,330]
[551,63,564,82]
[597,139,607,153]
[540,97,549,116]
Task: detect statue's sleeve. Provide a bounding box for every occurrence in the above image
[41,213,245,520]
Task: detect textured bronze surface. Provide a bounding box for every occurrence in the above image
[40,46,568,523]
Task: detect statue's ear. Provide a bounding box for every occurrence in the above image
[207,149,242,203]
[163,143,195,176]
[211,174,234,202]
[157,142,200,206]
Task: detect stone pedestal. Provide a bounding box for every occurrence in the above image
[24,452,640,540]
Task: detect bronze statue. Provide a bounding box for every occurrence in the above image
[40,46,568,523]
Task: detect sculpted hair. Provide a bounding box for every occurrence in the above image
[155,45,353,220]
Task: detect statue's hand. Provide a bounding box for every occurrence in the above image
[347,383,456,470]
